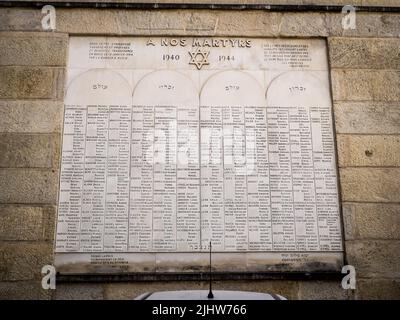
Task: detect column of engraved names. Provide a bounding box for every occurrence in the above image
[200,106,224,251]
[129,106,153,251]
[267,105,296,250]
[290,105,319,251]
[311,106,342,250]
[201,104,271,251]
[223,106,248,250]
[130,93,201,252]
[245,107,272,250]
[80,105,107,251]
[80,104,131,252]
[104,105,131,251]
[56,105,87,251]
[177,105,200,251]
[267,102,338,251]
[153,106,177,250]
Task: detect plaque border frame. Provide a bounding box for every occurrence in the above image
[54,35,347,280]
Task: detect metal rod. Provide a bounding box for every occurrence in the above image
[207,241,214,299]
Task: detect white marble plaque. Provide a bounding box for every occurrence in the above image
[55,37,343,274]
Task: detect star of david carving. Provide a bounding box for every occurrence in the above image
[188,48,210,70]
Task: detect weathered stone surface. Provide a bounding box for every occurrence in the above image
[0,281,52,300]
[0,243,53,281]
[0,205,56,242]
[58,9,130,35]
[216,11,281,36]
[298,281,351,300]
[57,9,281,36]
[0,8,43,31]
[334,102,400,134]
[0,134,60,168]
[326,13,400,38]
[356,278,400,300]
[346,240,400,278]
[331,69,400,102]
[337,135,400,167]
[104,280,299,300]
[115,10,220,36]
[339,168,400,202]
[1,8,399,38]
[342,203,400,240]
[0,66,65,99]
[280,13,328,37]
[0,205,44,241]
[361,0,400,5]
[0,32,68,66]
[329,37,400,69]
[58,9,200,35]
[54,283,104,300]
[43,206,57,242]
[0,100,63,134]
[172,11,217,34]
[0,169,59,204]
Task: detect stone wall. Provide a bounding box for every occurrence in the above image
[0,6,399,299]
[6,0,400,7]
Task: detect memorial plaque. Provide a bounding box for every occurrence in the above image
[55,37,343,274]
